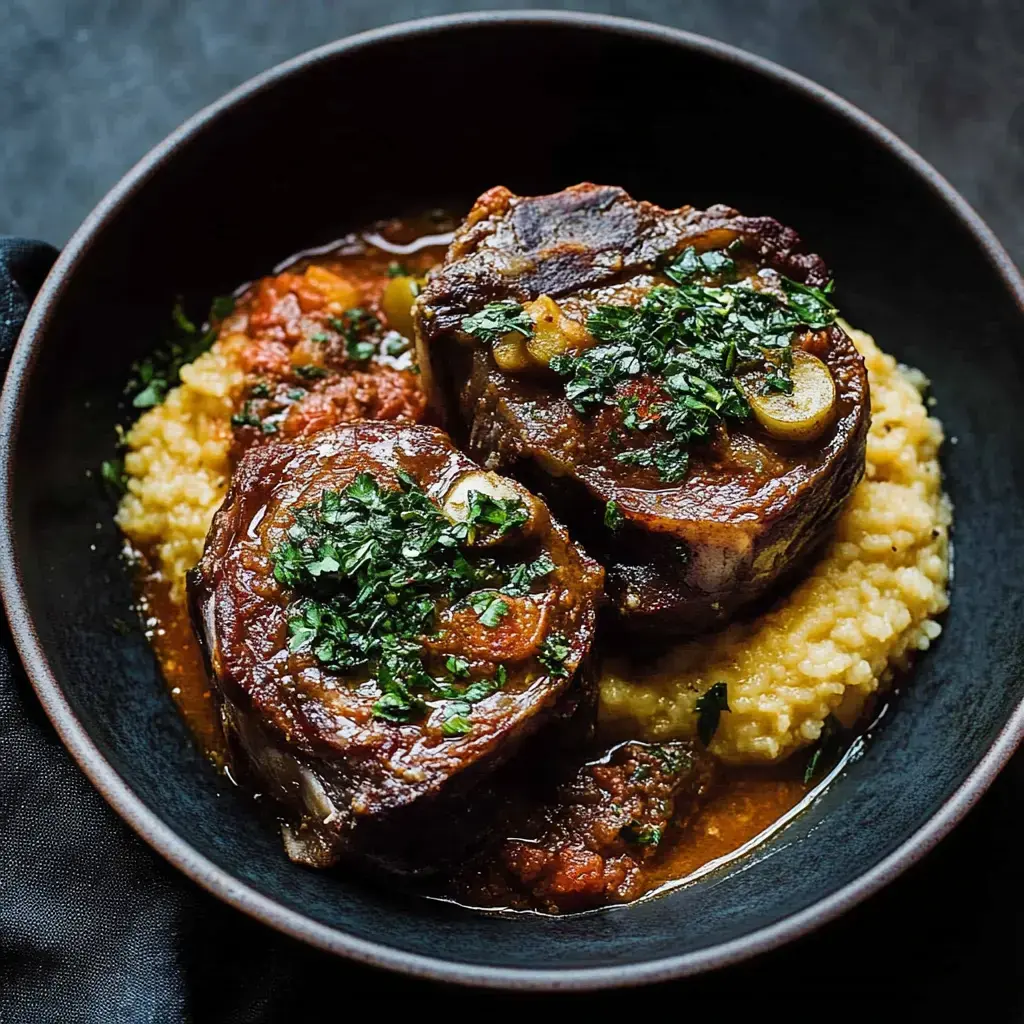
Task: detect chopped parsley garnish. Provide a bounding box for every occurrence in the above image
[461,302,534,343]
[621,821,663,846]
[327,307,380,363]
[230,402,262,429]
[387,261,408,277]
[127,296,234,409]
[503,554,556,596]
[440,708,474,737]
[664,246,736,284]
[803,713,843,784]
[468,592,509,628]
[270,472,551,732]
[604,499,624,531]
[294,364,328,381]
[250,381,271,398]
[100,457,127,495]
[462,490,529,541]
[381,330,410,356]
[618,395,656,432]
[546,248,839,481]
[695,681,730,746]
[538,632,571,678]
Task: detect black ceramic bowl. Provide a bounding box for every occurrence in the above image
[3,12,1023,990]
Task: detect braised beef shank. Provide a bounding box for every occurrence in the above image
[416,184,869,633]
[188,422,603,873]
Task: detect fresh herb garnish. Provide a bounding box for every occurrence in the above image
[604,499,624,531]
[387,261,408,278]
[663,246,736,284]
[461,302,534,343]
[781,278,837,329]
[440,707,474,737]
[294,364,328,381]
[618,395,657,432]
[546,249,839,481]
[621,821,663,846]
[538,632,571,678]
[100,457,127,495]
[381,330,410,356]
[327,307,380,363]
[462,490,529,540]
[803,713,843,784]
[503,554,556,596]
[695,681,730,746]
[469,591,510,628]
[127,296,234,409]
[230,402,262,429]
[270,473,550,730]
[210,295,236,320]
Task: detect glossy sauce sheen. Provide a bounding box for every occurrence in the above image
[138,218,809,909]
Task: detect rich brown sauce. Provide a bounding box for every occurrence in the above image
[135,218,813,911]
[139,571,226,761]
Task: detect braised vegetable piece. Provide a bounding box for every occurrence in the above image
[219,255,432,463]
[744,349,836,441]
[453,740,715,912]
[188,422,603,874]
[416,184,869,634]
[380,274,422,341]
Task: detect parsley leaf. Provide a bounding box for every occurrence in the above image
[502,554,556,597]
[538,632,571,678]
[327,308,381,363]
[462,302,533,343]
[294,364,328,381]
[664,245,736,284]
[127,296,233,410]
[100,457,127,495]
[469,592,509,628]
[462,490,528,540]
[604,499,624,531]
[781,278,837,330]
[440,705,474,737]
[695,681,730,746]
[803,713,843,784]
[621,821,663,846]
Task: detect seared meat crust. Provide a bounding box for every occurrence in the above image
[188,422,603,872]
[416,184,869,633]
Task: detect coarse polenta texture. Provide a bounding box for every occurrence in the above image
[115,337,245,600]
[599,325,950,764]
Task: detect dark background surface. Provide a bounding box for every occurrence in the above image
[1,0,1023,1017]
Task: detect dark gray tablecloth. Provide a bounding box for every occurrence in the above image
[1,2,1022,1020]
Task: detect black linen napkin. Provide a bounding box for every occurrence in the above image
[0,239,195,1020]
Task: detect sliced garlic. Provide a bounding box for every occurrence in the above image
[442,470,535,545]
[747,350,836,442]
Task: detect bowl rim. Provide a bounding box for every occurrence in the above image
[2,9,1023,992]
